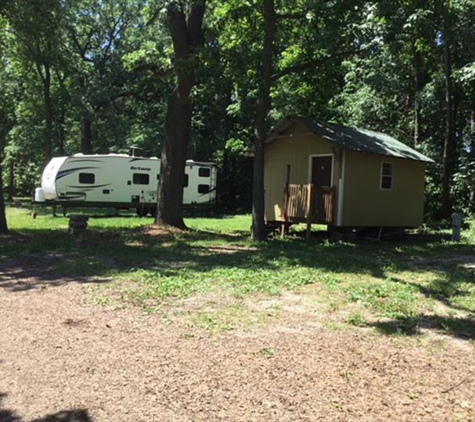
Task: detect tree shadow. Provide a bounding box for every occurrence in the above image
[2,226,475,332]
[389,261,475,315]
[369,315,475,340]
[1,227,472,280]
[0,393,21,422]
[31,410,92,422]
[366,254,475,340]
[0,392,92,422]
[0,255,111,292]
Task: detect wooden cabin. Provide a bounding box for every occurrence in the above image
[265,116,433,233]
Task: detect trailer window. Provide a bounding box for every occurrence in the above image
[79,173,95,184]
[184,174,189,188]
[199,168,210,178]
[133,173,149,185]
[380,162,393,190]
[198,184,210,194]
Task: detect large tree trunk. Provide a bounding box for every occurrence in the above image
[251,0,277,241]
[155,0,205,229]
[442,32,455,219]
[0,160,8,234]
[156,84,193,228]
[81,116,93,154]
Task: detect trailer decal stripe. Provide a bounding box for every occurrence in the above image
[65,183,111,189]
[68,159,105,163]
[56,167,101,180]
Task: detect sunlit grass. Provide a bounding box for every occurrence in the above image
[3,205,475,338]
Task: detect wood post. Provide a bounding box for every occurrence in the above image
[281,165,291,237]
[306,183,314,239]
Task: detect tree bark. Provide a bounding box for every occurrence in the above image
[58,106,66,156]
[471,112,475,212]
[7,160,14,201]
[0,160,8,234]
[155,1,205,229]
[81,116,93,154]
[251,0,277,241]
[413,49,422,147]
[442,31,455,218]
[43,64,54,163]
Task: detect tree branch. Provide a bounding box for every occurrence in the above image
[146,8,161,26]
[276,12,306,20]
[133,63,174,78]
[272,49,360,81]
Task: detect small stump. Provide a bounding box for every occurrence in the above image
[69,215,89,235]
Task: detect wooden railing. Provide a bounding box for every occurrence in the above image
[283,183,334,225]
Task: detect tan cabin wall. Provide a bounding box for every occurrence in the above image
[341,151,426,227]
[265,126,341,222]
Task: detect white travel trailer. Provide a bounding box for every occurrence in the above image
[34,153,217,216]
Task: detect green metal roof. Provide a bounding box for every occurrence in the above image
[268,116,434,163]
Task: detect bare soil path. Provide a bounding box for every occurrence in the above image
[1,267,474,422]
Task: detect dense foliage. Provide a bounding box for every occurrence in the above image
[1,0,474,231]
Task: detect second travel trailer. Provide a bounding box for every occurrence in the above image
[34,153,217,216]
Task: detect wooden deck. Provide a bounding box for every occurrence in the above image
[281,183,335,237]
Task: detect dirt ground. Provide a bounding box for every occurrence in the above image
[1,259,474,422]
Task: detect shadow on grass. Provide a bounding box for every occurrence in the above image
[370,315,475,340]
[390,262,475,315]
[2,225,475,343]
[0,251,111,292]
[0,392,92,422]
[1,225,475,289]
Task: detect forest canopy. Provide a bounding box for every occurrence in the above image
[1,0,474,231]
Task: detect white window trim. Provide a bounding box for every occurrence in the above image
[380,162,394,191]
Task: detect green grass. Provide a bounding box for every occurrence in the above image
[2,205,475,339]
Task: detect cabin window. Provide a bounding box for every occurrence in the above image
[184,174,189,188]
[380,162,393,190]
[79,173,95,184]
[133,173,149,185]
[198,184,210,194]
[199,168,210,178]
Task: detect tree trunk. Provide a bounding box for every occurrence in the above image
[155,0,206,229]
[413,49,423,147]
[470,112,475,213]
[471,111,475,154]
[43,65,54,163]
[251,0,277,241]
[0,160,8,234]
[7,160,14,201]
[442,32,455,219]
[156,85,193,229]
[58,107,66,155]
[81,116,93,154]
